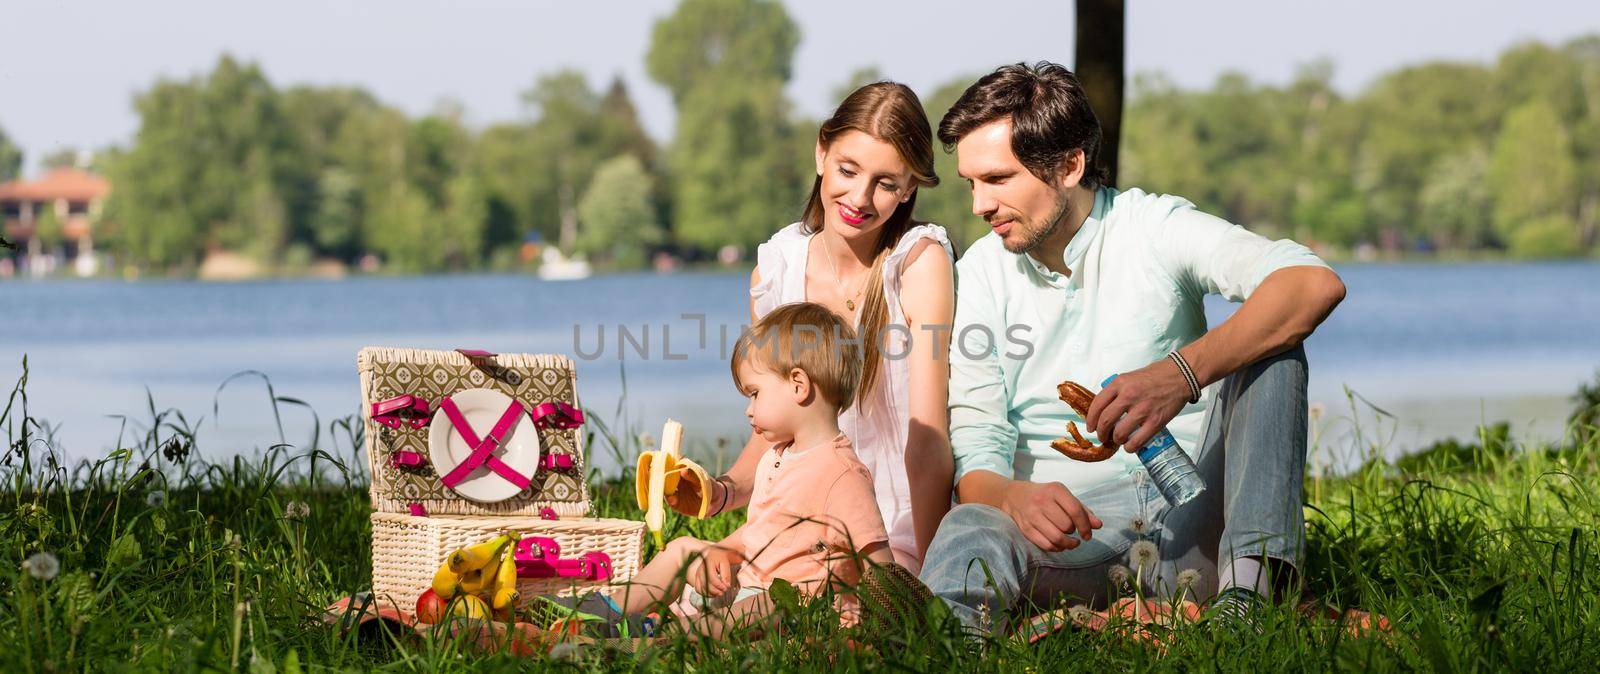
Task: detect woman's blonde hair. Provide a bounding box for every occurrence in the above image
[800,81,939,408]
[731,302,862,413]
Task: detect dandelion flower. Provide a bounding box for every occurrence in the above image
[1177,568,1202,588]
[22,551,59,581]
[1108,564,1131,588]
[1129,540,1159,572]
[145,490,167,508]
[285,501,310,520]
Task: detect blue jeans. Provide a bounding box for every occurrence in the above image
[920,345,1309,634]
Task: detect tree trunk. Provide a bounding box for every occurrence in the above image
[1075,0,1125,187]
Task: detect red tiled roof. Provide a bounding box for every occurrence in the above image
[0,168,110,202]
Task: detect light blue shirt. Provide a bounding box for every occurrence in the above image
[949,186,1329,496]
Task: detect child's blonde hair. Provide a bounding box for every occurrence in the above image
[731,302,863,413]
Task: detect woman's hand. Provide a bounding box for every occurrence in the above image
[687,546,742,598]
[666,471,721,517]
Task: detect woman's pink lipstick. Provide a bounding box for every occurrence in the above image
[838,203,868,226]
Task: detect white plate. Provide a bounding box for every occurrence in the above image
[427,388,540,503]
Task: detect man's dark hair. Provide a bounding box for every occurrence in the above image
[938,61,1107,187]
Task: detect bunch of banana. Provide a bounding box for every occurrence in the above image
[636,419,713,546]
[430,531,523,619]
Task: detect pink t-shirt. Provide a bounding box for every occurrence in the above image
[729,433,889,594]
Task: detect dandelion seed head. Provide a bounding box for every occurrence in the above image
[1177,568,1202,588]
[1130,515,1148,534]
[1129,540,1159,571]
[1068,605,1095,624]
[639,433,656,450]
[146,491,167,508]
[1309,403,1326,421]
[1108,564,1131,587]
[22,551,60,581]
[285,501,310,520]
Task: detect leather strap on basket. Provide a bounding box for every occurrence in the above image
[370,395,431,430]
[528,401,583,430]
[437,396,532,491]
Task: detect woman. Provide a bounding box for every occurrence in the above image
[671,81,955,572]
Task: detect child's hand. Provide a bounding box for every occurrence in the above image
[687,546,741,598]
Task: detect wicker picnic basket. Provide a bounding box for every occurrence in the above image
[370,511,645,604]
[358,346,591,517]
[358,346,647,606]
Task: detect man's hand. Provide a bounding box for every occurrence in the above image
[1087,358,1191,453]
[998,481,1103,552]
[687,545,741,598]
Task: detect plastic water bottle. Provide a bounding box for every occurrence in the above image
[1102,374,1205,507]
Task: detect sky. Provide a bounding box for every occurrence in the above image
[2,0,1597,173]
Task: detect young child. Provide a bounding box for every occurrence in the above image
[542,302,894,637]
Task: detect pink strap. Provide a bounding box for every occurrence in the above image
[408,503,428,517]
[528,401,583,430]
[437,397,532,491]
[371,395,431,430]
[455,348,497,358]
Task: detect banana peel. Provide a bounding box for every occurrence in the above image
[636,419,714,547]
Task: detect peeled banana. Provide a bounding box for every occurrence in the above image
[636,419,714,547]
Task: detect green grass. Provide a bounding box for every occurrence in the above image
[3,359,1599,671]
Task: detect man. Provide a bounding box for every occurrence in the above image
[919,62,1345,635]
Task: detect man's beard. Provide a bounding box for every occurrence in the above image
[1002,189,1073,255]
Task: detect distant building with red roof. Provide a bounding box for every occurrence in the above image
[0,167,110,277]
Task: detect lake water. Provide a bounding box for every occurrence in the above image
[4,262,1598,474]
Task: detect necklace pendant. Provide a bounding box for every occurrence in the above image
[845,299,855,311]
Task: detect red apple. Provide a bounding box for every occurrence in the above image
[415,588,448,624]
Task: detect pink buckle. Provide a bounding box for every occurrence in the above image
[391,451,426,469]
[528,401,583,430]
[371,395,431,430]
[540,454,575,471]
[518,537,563,563]
[538,507,558,520]
[437,397,532,491]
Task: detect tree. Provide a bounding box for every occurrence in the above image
[915,76,988,249]
[107,55,303,268]
[0,124,20,183]
[645,0,797,104]
[39,148,84,171]
[1075,0,1125,187]
[1489,100,1582,257]
[667,82,806,251]
[512,71,659,252]
[647,0,805,253]
[1418,146,1494,250]
[280,85,388,260]
[578,155,662,268]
